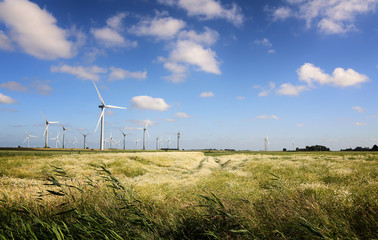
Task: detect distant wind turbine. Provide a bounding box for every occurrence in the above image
[24,131,37,148]
[156,137,159,150]
[92,80,126,150]
[135,139,139,150]
[51,132,61,148]
[177,131,181,150]
[120,130,128,150]
[81,132,89,149]
[137,120,150,150]
[167,136,171,149]
[60,123,70,149]
[41,112,59,148]
[292,139,296,151]
[264,136,270,151]
[73,137,79,149]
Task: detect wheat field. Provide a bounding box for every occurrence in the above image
[0,150,377,239]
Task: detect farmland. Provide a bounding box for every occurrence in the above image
[0,150,377,239]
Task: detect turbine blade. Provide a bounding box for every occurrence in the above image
[106,105,126,109]
[23,137,28,143]
[43,125,48,136]
[145,120,150,128]
[95,108,105,132]
[41,111,47,121]
[92,80,105,106]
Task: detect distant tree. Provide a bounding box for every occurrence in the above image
[372,145,378,151]
[283,148,287,152]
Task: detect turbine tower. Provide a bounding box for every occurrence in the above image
[24,131,37,148]
[41,112,59,148]
[135,139,139,149]
[156,137,159,150]
[60,123,70,149]
[92,80,126,150]
[264,136,270,151]
[51,132,61,148]
[120,130,128,150]
[81,132,89,149]
[137,120,150,150]
[177,131,181,150]
[292,139,296,151]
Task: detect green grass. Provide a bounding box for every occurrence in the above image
[0,150,377,239]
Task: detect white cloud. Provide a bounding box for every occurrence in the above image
[297,63,369,87]
[130,96,170,111]
[355,122,367,126]
[0,30,13,50]
[0,93,16,104]
[30,80,52,95]
[109,67,147,81]
[257,115,280,120]
[51,64,107,81]
[256,82,276,97]
[162,61,188,83]
[276,83,308,96]
[0,0,75,59]
[236,96,245,100]
[163,0,244,26]
[178,27,219,45]
[268,49,276,53]
[352,106,366,113]
[254,38,272,47]
[165,118,176,122]
[272,0,378,34]
[132,119,155,126]
[200,91,214,98]
[0,81,27,92]
[169,40,221,74]
[174,112,191,118]
[92,13,137,48]
[272,6,292,21]
[296,123,304,127]
[129,16,185,39]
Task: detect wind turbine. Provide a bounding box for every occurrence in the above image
[92,80,126,150]
[177,131,181,150]
[60,123,70,149]
[137,120,150,150]
[167,136,171,149]
[81,132,89,149]
[264,136,270,151]
[24,131,37,148]
[135,139,139,150]
[51,132,61,148]
[292,139,296,151]
[41,112,59,148]
[73,137,79,149]
[156,137,159,150]
[120,130,128,150]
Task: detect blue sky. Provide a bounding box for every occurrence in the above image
[0,0,377,150]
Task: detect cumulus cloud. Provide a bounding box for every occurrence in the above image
[178,27,219,45]
[0,81,27,92]
[254,82,276,97]
[30,80,52,95]
[109,67,147,81]
[257,115,280,120]
[51,64,107,81]
[271,0,377,34]
[159,0,244,26]
[276,83,308,96]
[297,63,369,87]
[236,96,246,100]
[174,112,191,118]
[0,0,75,59]
[130,96,170,111]
[92,13,137,48]
[200,91,214,98]
[355,122,367,126]
[161,61,188,83]
[129,16,185,39]
[254,38,272,47]
[352,106,366,113]
[0,30,13,50]
[0,93,16,104]
[169,40,221,74]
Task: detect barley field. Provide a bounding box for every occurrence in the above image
[0,150,377,239]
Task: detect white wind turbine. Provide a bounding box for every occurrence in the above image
[41,112,59,148]
[177,131,181,150]
[135,139,139,150]
[137,120,150,150]
[120,130,128,150]
[264,136,270,151]
[92,80,126,150]
[156,137,159,150]
[60,123,70,149]
[292,139,296,151]
[167,136,171,149]
[81,132,89,149]
[73,137,79,149]
[24,131,37,148]
[51,132,61,148]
